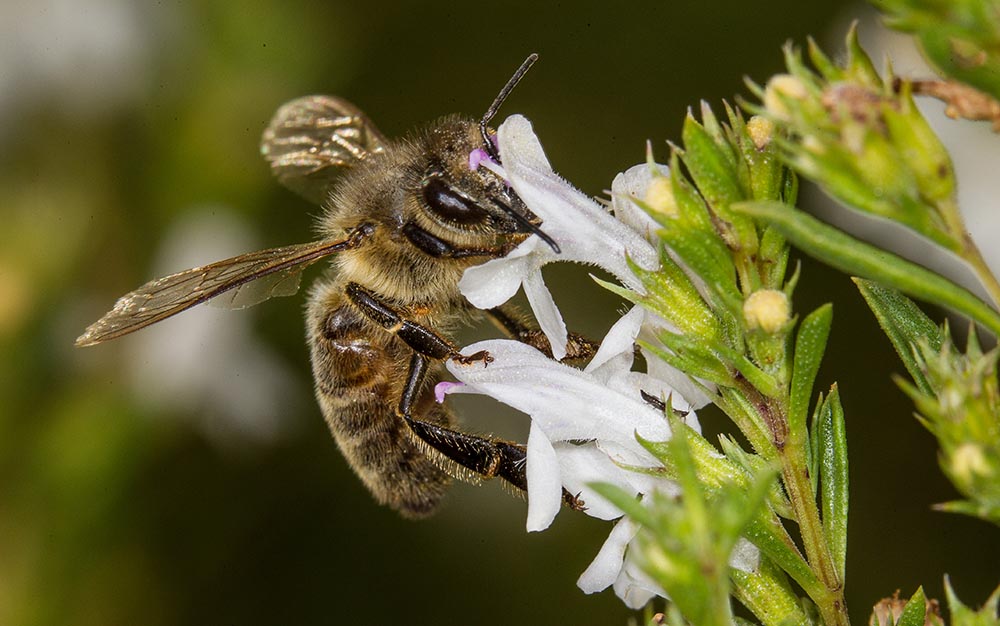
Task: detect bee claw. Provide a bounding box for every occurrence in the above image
[454,349,493,367]
[563,489,587,511]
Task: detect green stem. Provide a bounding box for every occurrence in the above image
[734,201,1000,338]
[775,400,850,626]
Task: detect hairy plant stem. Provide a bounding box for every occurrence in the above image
[771,398,850,626]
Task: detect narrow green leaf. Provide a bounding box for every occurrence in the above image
[808,391,826,496]
[589,482,654,526]
[895,587,928,626]
[657,216,740,301]
[854,278,941,395]
[818,386,848,582]
[790,304,833,446]
[716,388,777,461]
[845,23,883,87]
[644,336,735,387]
[733,201,1000,338]
[718,436,793,518]
[698,101,732,161]
[743,514,826,603]
[668,150,715,233]
[730,556,810,626]
[759,225,790,289]
[806,36,839,81]
[682,112,745,214]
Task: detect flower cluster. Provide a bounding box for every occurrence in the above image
[440,114,757,606]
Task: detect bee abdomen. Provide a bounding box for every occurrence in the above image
[307,285,453,518]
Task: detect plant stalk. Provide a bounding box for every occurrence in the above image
[774,401,850,626]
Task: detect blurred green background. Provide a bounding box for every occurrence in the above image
[3,1,999,624]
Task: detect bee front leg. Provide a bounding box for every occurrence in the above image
[399,352,585,511]
[485,304,599,363]
[345,282,491,366]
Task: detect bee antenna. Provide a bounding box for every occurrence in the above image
[480,53,538,160]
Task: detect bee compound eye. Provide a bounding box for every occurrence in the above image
[421,177,490,227]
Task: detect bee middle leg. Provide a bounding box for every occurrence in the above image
[346,281,586,509]
[400,353,585,511]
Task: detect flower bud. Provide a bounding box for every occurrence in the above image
[746,116,775,150]
[743,289,790,333]
[644,175,678,217]
[763,74,808,121]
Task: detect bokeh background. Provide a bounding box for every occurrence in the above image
[3,1,999,624]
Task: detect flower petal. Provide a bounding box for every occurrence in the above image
[614,550,665,609]
[523,270,568,360]
[554,442,639,520]
[584,304,643,376]
[526,422,562,532]
[498,115,659,285]
[446,340,671,451]
[729,537,761,573]
[611,162,670,241]
[577,516,638,593]
[458,240,541,309]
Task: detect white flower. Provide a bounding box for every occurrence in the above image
[459,114,659,359]
[611,162,718,408]
[448,115,758,606]
[439,308,723,606]
[440,313,759,605]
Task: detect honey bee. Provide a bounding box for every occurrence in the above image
[77,55,595,518]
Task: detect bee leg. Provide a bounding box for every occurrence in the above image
[345,282,491,366]
[402,222,509,259]
[399,352,585,511]
[485,305,599,363]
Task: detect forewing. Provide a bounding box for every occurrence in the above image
[260,95,388,205]
[77,238,351,346]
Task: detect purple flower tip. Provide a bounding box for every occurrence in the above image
[468,148,490,171]
[434,381,464,403]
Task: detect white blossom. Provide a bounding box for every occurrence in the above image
[459,114,658,359]
[446,115,759,606]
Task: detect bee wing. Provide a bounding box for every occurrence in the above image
[77,236,360,347]
[260,95,388,205]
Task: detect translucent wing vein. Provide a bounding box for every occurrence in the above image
[76,237,354,346]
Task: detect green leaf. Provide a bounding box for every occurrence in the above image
[855,279,941,395]
[733,201,1000,338]
[682,112,745,214]
[643,336,735,387]
[588,482,653,526]
[716,388,778,460]
[806,36,839,81]
[759,225,790,289]
[790,304,833,446]
[742,513,826,603]
[718,435,793,518]
[895,587,928,626]
[656,214,739,302]
[730,557,811,626]
[844,22,882,87]
[817,387,848,582]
